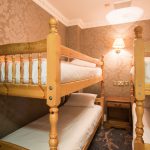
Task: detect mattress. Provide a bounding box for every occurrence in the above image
[132,103,150,145]
[0,60,102,84]
[130,57,150,83]
[2,105,102,150]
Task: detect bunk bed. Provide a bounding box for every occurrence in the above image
[0,18,104,150]
[130,26,150,150]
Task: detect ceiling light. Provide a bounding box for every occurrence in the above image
[106,6,144,25]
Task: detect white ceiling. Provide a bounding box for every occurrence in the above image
[33,0,150,28]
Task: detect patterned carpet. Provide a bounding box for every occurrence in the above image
[88,127,133,150]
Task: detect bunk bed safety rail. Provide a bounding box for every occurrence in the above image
[0,53,44,85]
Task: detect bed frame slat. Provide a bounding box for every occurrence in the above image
[38,53,41,85]
[4,56,8,82]
[29,54,32,84]
[0,57,1,83]
[20,54,23,84]
[12,55,16,83]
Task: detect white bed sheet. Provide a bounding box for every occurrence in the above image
[130,57,150,83]
[2,105,102,150]
[132,103,150,145]
[1,60,102,84]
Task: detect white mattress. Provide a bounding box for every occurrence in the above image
[132,103,150,145]
[0,60,102,84]
[130,57,150,83]
[2,105,102,150]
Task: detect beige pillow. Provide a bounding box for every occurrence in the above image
[65,93,97,107]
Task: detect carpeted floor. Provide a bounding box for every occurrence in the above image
[88,127,133,150]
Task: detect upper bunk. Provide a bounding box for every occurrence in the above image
[131,26,150,98]
[0,18,104,101]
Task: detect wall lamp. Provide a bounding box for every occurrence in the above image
[112,38,125,53]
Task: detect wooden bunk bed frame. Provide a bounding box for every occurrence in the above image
[0,18,104,150]
[132,26,150,150]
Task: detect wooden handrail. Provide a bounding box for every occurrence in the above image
[0,39,46,55]
[61,45,100,65]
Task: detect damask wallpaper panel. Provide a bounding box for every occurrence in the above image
[0,0,67,45]
[0,0,67,138]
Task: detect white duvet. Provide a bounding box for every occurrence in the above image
[2,105,102,150]
[0,59,102,84]
[130,57,150,83]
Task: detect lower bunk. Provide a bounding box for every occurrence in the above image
[1,93,103,150]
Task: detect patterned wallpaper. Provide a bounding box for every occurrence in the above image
[67,19,150,97]
[0,0,67,138]
[0,0,66,45]
[66,25,81,52]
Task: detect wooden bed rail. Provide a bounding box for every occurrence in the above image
[134,26,145,146]
[0,40,47,55]
[61,46,100,65]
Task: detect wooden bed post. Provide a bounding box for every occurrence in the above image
[100,56,104,123]
[134,26,145,145]
[47,18,61,150]
[130,56,135,103]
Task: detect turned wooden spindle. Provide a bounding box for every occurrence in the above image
[134,26,145,145]
[100,56,104,123]
[5,56,8,83]
[20,54,23,84]
[49,18,58,33]
[134,26,143,39]
[100,56,104,97]
[12,55,16,83]
[38,53,41,85]
[0,57,1,82]
[47,18,60,150]
[130,56,135,103]
[135,101,144,143]
[0,57,2,83]
[49,107,58,150]
[29,54,32,84]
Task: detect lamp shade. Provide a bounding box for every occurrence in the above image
[113,38,125,49]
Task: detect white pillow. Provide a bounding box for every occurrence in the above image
[65,93,97,107]
[145,58,150,80]
[130,66,134,75]
[71,59,96,68]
